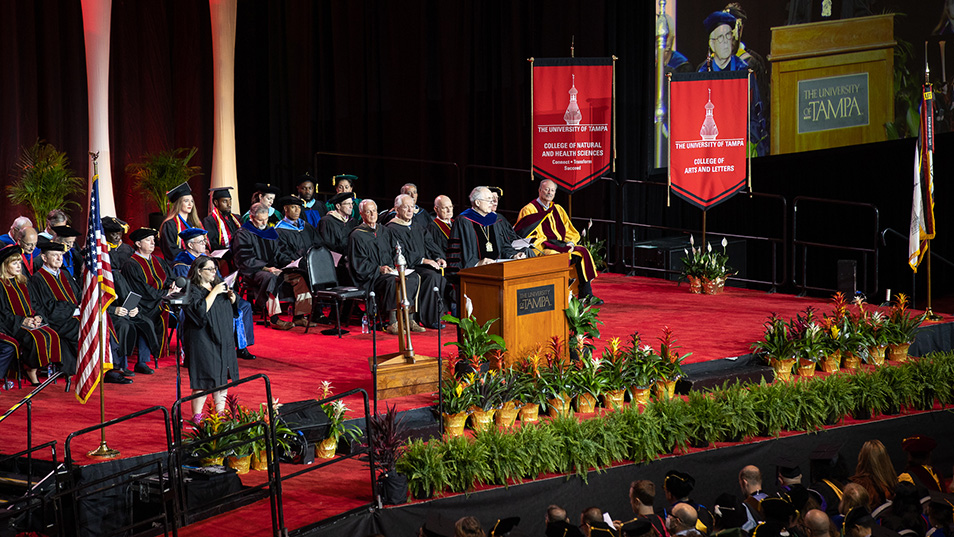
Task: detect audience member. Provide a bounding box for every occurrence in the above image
[385,194,447,328]
[665,470,714,534]
[624,480,668,537]
[740,465,768,531]
[927,491,954,537]
[809,443,850,517]
[898,436,944,492]
[712,493,748,536]
[455,516,486,537]
[581,506,617,536]
[802,510,831,537]
[851,440,897,509]
[621,519,653,537]
[668,503,704,537]
[840,484,871,518]
[547,505,585,537]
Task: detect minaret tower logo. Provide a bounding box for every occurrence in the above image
[700,88,719,140]
[564,74,583,125]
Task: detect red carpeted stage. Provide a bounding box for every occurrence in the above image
[1,273,950,536]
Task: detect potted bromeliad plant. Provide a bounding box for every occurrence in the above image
[565,293,603,360]
[494,365,525,427]
[512,351,547,424]
[569,348,606,413]
[790,307,827,377]
[186,404,231,467]
[465,369,506,432]
[438,373,475,437]
[316,382,361,459]
[680,235,734,294]
[752,313,798,382]
[884,293,924,363]
[650,327,689,398]
[599,337,629,409]
[623,332,656,405]
[538,338,575,417]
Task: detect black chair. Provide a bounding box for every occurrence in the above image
[303,246,365,337]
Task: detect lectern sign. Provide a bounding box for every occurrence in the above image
[797,73,869,134]
[517,285,555,316]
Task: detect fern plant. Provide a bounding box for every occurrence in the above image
[396,438,447,499]
[7,140,83,230]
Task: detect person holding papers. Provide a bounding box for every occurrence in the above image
[174,228,255,359]
[104,271,159,384]
[183,255,239,417]
[274,195,321,328]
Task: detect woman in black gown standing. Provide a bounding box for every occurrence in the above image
[183,255,238,417]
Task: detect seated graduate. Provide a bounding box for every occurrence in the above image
[428,195,455,259]
[173,228,256,359]
[103,269,159,385]
[182,255,239,417]
[28,242,80,378]
[102,217,133,275]
[295,173,326,228]
[34,225,81,277]
[0,245,63,386]
[385,194,447,329]
[202,186,242,254]
[348,199,426,334]
[123,227,179,372]
[324,174,362,219]
[159,181,205,262]
[515,179,600,302]
[233,202,293,330]
[16,226,39,277]
[447,185,526,272]
[240,183,281,226]
[274,195,321,328]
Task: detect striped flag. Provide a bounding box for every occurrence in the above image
[75,167,117,403]
[909,82,936,272]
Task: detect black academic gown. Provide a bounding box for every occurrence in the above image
[427,218,452,259]
[386,219,446,326]
[202,211,242,252]
[275,218,323,267]
[160,217,202,262]
[318,213,358,255]
[232,222,282,308]
[0,277,63,369]
[182,284,239,390]
[107,271,159,360]
[28,268,81,374]
[348,223,421,314]
[108,243,134,275]
[447,210,519,272]
[123,253,173,358]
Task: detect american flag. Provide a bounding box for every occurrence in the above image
[75,166,117,403]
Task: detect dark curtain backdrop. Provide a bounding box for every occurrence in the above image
[0,0,651,232]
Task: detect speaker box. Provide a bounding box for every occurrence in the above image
[278,399,330,443]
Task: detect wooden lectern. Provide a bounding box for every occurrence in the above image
[458,253,572,363]
[768,14,896,155]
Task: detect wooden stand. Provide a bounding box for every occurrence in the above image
[458,254,572,363]
[768,14,896,155]
[370,245,439,400]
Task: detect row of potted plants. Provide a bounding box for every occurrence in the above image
[752,293,924,381]
[398,351,954,499]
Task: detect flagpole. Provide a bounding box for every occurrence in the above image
[86,153,118,458]
[924,241,942,320]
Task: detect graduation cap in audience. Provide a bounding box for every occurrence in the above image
[760,496,796,523]
[589,521,617,536]
[809,442,847,483]
[52,225,80,238]
[751,521,786,537]
[775,455,802,479]
[166,181,192,204]
[130,228,159,243]
[703,11,736,34]
[209,186,233,201]
[276,195,304,208]
[546,521,585,537]
[101,216,129,234]
[253,183,281,196]
[178,228,208,242]
[620,518,652,537]
[489,517,521,536]
[0,244,22,264]
[712,493,748,530]
[38,242,68,253]
[296,173,315,186]
[901,435,937,455]
[664,470,696,498]
[928,490,954,514]
[328,192,355,206]
[332,174,357,186]
[842,507,875,533]
[420,512,455,537]
[488,186,504,198]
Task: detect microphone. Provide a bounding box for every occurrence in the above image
[164,276,191,306]
[174,276,188,289]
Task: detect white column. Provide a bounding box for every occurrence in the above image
[81,0,116,216]
[209,0,240,200]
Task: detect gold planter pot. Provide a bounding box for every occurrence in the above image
[442,412,469,437]
[887,343,911,363]
[770,358,796,382]
[603,390,626,409]
[687,276,703,294]
[495,402,520,428]
[654,379,677,399]
[703,277,726,295]
[518,403,540,424]
[469,408,496,432]
[251,451,268,472]
[797,358,817,377]
[842,352,861,371]
[316,437,337,459]
[868,345,887,367]
[576,393,597,413]
[548,395,572,417]
[630,386,651,406]
[226,455,251,474]
[820,351,841,373]
[200,456,224,467]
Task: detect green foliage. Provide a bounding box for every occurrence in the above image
[712,381,760,441]
[787,381,828,432]
[568,353,608,398]
[577,223,607,271]
[599,337,630,391]
[810,373,854,424]
[465,369,507,411]
[885,34,918,140]
[512,423,563,478]
[752,313,798,360]
[397,438,448,499]
[126,147,202,215]
[565,294,603,354]
[750,379,797,436]
[440,435,493,493]
[473,426,531,486]
[441,313,506,361]
[438,376,476,415]
[642,397,691,453]
[8,140,83,230]
[548,415,605,482]
[885,294,924,345]
[847,369,889,417]
[622,332,656,387]
[875,365,917,413]
[680,235,733,281]
[650,327,688,381]
[685,391,728,446]
[789,308,828,362]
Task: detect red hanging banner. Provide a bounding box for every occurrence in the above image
[532,58,614,193]
[669,71,749,209]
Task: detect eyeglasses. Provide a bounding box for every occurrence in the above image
[199,267,216,272]
[709,31,733,44]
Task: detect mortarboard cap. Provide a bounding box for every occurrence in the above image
[38,242,68,253]
[665,470,696,497]
[621,518,652,537]
[751,522,785,537]
[776,455,802,479]
[810,443,842,463]
[490,517,520,536]
[210,186,233,200]
[178,228,208,242]
[276,195,304,208]
[723,4,747,22]
[929,490,954,512]
[488,186,504,198]
[166,181,192,204]
[704,11,736,35]
[761,496,796,523]
[130,228,159,243]
[713,493,748,529]
[253,183,281,196]
[0,245,22,265]
[328,192,355,206]
[420,512,455,537]
[843,507,874,532]
[296,173,315,187]
[101,216,129,234]
[589,521,617,536]
[52,225,80,238]
[333,174,357,186]
[546,521,585,537]
[902,435,937,454]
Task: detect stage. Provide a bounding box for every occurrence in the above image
[1,273,952,536]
